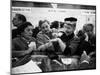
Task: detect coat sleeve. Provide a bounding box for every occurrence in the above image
[12,39,27,57]
[36,34,46,48]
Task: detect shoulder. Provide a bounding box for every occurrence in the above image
[13,37,20,41]
[12,29,18,33]
[12,37,22,44]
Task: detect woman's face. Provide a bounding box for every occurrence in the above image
[41,22,50,33]
[22,25,33,39]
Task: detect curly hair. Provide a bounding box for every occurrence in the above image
[39,20,50,28]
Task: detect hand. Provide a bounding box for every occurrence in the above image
[26,42,36,54]
[28,42,36,50]
[38,42,52,51]
[80,51,90,63]
[52,33,58,38]
[84,33,89,41]
[38,45,46,51]
[50,38,60,42]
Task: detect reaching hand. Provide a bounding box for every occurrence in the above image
[28,42,36,50]
[50,38,60,42]
[84,33,89,41]
[38,42,52,51]
[80,51,90,64]
[27,42,36,54]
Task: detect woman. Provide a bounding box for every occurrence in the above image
[36,20,53,50]
[36,20,64,69]
[12,22,36,67]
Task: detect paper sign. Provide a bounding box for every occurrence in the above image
[11,60,42,74]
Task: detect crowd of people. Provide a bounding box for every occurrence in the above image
[12,13,96,70]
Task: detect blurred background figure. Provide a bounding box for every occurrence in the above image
[32,20,42,38]
[76,23,96,69]
[12,22,36,67]
[12,13,27,39]
[76,23,96,56]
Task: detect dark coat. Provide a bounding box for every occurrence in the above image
[12,36,36,67]
[76,30,96,56]
[60,33,80,56]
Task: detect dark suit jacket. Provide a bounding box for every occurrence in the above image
[60,33,80,56]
